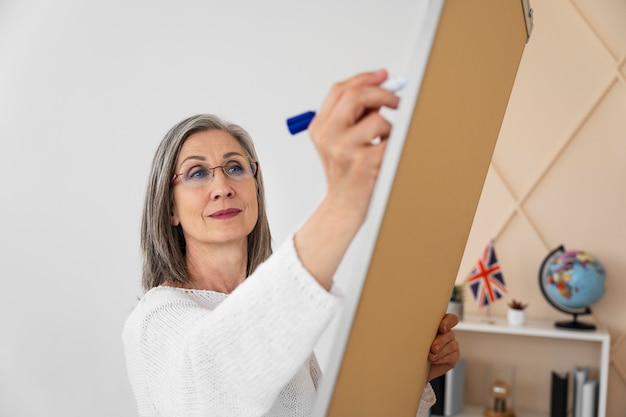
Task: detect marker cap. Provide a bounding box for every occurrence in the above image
[286,110,316,135]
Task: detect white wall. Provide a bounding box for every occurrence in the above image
[0,1,428,415]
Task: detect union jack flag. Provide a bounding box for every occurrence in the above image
[468,240,507,308]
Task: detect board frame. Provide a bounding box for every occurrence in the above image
[313,0,532,415]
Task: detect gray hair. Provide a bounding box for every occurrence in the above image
[140,114,272,291]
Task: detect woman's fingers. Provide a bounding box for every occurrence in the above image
[427,313,461,381]
[427,334,461,380]
[438,313,460,334]
[309,70,400,146]
[429,331,459,362]
[314,69,389,122]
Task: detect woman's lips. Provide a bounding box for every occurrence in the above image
[209,208,241,219]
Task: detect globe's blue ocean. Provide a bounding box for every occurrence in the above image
[543,251,606,310]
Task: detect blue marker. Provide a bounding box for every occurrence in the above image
[286,76,408,135]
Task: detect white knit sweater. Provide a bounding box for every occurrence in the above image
[123,237,435,416]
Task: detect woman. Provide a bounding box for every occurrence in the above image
[123,69,460,416]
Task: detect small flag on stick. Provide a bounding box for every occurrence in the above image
[467,240,507,308]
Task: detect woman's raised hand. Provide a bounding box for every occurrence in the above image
[308,69,400,222]
[294,70,401,290]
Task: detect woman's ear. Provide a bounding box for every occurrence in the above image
[171,210,180,227]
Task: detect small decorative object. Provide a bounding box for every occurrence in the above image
[539,245,607,330]
[447,284,464,320]
[484,380,515,417]
[507,299,528,326]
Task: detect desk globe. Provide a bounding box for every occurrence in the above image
[539,245,607,330]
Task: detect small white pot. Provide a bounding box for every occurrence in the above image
[507,308,527,326]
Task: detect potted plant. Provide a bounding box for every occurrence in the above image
[507,299,528,326]
[447,284,464,320]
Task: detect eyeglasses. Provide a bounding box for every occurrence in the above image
[170,157,259,187]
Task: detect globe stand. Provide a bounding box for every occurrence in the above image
[555,311,596,331]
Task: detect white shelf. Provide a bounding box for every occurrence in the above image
[454,314,610,417]
[456,314,610,343]
[456,405,543,417]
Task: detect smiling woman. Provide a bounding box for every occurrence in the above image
[139,115,272,292]
[122,71,460,417]
[169,131,261,293]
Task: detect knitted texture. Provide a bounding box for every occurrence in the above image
[123,237,435,416]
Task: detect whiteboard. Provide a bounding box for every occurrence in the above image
[314,0,531,415]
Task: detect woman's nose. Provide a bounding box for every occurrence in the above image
[209,168,234,199]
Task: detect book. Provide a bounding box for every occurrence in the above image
[573,366,589,417]
[580,379,598,417]
[550,371,568,417]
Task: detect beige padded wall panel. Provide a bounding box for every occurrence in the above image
[322,0,530,415]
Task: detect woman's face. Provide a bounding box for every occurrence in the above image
[171,130,259,251]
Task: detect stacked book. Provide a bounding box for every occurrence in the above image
[551,366,598,417]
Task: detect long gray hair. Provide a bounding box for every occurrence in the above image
[140,114,272,291]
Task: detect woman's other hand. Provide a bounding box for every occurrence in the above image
[428,313,461,381]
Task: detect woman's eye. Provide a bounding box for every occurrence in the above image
[225,162,245,176]
[187,166,209,180]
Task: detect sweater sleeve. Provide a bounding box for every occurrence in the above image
[417,383,436,417]
[123,236,341,416]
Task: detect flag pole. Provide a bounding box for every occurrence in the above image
[483,304,495,324]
